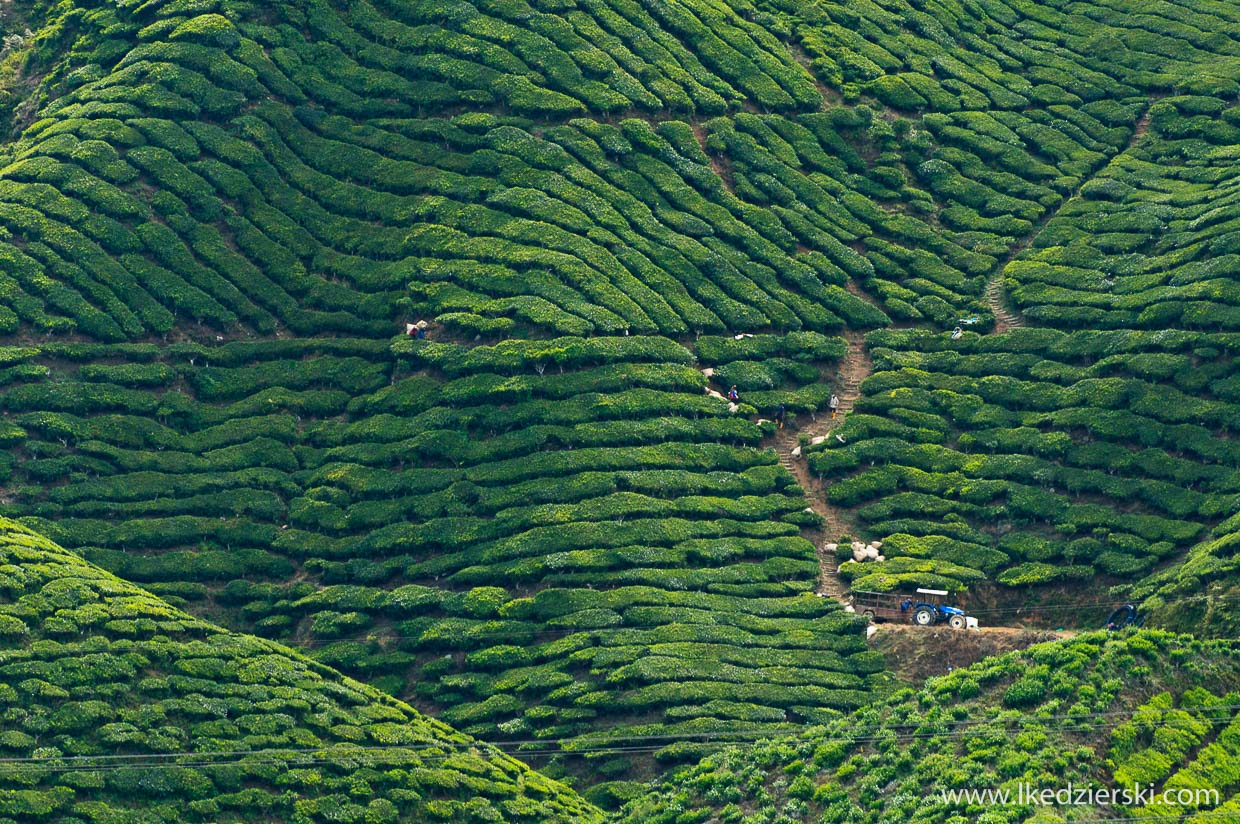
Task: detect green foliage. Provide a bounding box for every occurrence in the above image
[0,519,600,822]
[1,331,860,788]
[619,632,1240,823]
[3,0,1240,804]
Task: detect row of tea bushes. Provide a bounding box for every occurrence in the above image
[0,518,601,822]
[806,327,1238,592]
[618,630,1240,823]
[1,332,866,794]
[0,0,861,345]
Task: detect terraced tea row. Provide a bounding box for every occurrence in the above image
[803,100,1240,598]
[618,630,1240,823]
[0,105,875,340]
[700,102,1141,327]
[288,0,821,117]
[4,0,1182,346]
[1109,688,1240,821]
[0,1,873,345]
[1134,514,1240,637]
[0,518,601,823]
[4,0,1240,804]
[813,326,1235,592]
[783,0,1240,110]
[1,333,877,794]
[1010,95,1240,332]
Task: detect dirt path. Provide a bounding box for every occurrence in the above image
[877,623,1076,638]
[770,328,871,600]
[986,99,1156,334]
[764,325,1079,634]
[986,273,1025,333]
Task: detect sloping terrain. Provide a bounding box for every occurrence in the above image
[617,630,1240,823]
[0,0,1237,801]
[0,0,889,790]
[3,331,883,794]
[807,92,1240,602]
[1134,516,1240,636]
[0,517,600,822]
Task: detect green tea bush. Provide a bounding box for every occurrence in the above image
[0,519,598,822]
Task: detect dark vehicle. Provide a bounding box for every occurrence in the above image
[1105,604,1142,631]
[850,590,915,623]
[851,588,971,628]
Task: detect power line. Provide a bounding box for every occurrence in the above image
[202,591,1240,647]
[2,592,1224,658]
[0,704,1236,772]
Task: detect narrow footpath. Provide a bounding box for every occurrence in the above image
[771,328,870,600]
[985,99,1156,333]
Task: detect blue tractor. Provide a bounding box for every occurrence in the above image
[850,588,973,628]
[907,588,969,629]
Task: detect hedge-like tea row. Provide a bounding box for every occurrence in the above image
[0,518,600,823]
[1109,688,1240,820]
[1008,97,1240,333]
[764,16,1240,598]
[805,326,1237,592]
[0,1,862,345]
[1,332,870,793]
[1134,519,1240,637]
[618,631,1240,823]
[5,0,1240,802]
[697,99,1138,330]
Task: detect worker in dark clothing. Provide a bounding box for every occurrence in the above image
[774,403,786,429]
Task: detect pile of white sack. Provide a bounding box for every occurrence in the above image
[825,541,885,562]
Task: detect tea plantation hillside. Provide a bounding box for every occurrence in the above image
[804,93,1240,602]
[3,330,886,795]
[0,0,898,792]
[1,0,1240,802]
[1134,516,1240,637]
[0,518,601,823]
[618,630,1240,824]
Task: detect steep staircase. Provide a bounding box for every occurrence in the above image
[986,274,1025,333]
[771,329,871,601]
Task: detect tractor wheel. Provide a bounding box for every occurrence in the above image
[862,609,875,622]
[948,615,966,629]
[913,607,935,626]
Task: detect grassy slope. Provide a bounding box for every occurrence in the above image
[782,0,1240,613]
[0,517,601,822]
[1135,516,1240,637]
[618,630,1240,824]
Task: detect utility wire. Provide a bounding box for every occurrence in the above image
[0,704,1236,771]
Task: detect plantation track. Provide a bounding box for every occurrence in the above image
[771,328,870,601]
[3,0,1240,809]
[985,273,1025,333]
[986,99,1158,334]
[769,307,1090,634]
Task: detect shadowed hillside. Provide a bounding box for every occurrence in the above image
[0,517,601,822]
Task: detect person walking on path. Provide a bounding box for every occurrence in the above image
[774,403,786,429]
[829,393,840,420]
